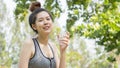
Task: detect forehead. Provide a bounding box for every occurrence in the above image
[36,11,50,18]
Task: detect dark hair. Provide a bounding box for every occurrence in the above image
[29,1,53,33]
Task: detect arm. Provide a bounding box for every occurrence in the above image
[59,51,66,68]
[51,32,70,68]
[18,39,34,68]
[54,48,66,68]
[56,32,70,68]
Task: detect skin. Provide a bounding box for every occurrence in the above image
[18,11,70,68]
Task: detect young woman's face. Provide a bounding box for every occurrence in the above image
[33,11,53,35]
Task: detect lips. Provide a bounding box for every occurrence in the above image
[43,26,50,30]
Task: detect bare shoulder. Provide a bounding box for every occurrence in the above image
[18,38,35,68]
[20,38,34,57]
[23,38,34,46]
[49,41,58,52]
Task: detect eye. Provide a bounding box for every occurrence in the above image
[38,19,43,22]
[46,17,51,20]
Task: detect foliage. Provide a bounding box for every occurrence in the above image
[14,0,36,21]
[0,0,119,67]
[75,0,120,62]
[66,0,92,37]
[0,0,35,67]
[14,0,92,37]
[0,0,12,67]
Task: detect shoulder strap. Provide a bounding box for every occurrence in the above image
[32,38,37,50]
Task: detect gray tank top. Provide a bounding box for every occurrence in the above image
[28,38,56,68]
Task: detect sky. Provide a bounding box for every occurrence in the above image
[3,0,16,17]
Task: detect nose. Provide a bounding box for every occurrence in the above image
[43,19,49,25]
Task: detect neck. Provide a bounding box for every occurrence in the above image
[37,34,49,46]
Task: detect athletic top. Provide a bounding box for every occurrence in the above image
[28,38,56,68]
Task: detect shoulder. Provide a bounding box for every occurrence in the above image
[19,38,35,58]
[23,38,34,46]
[49,41,59,53]
[20,38,34,55]
[18,38,35,67]
[49,41,56,48]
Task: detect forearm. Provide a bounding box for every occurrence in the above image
[58,32,70,68]
[59,51,66,68]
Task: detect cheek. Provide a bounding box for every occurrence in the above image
[37,22,43,26]
[50,22,53,28]
[36,23,43,29]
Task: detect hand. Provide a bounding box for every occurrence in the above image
[57,32,70,53]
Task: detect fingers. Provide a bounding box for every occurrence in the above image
[66,31,70,36]
[65,31,70,39]
[59,41,69,46]
[59,37,69,42]
[65,34,70,39]
[58,35,70,46]
[57,31,70,46]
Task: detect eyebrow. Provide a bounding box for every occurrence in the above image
[37,16,50,19]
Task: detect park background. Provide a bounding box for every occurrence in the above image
[0,0,120,68]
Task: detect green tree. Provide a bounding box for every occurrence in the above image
[75,0,120,62]
[0,0,12,67]
[13,0,120,67]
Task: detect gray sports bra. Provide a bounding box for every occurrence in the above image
[28,38,56,68]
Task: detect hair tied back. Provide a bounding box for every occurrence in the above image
[29,1,41,12]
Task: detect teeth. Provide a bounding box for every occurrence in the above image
[44,26,49,30]
[46,27,48,29]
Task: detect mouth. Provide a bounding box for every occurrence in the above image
[43,26,50,30]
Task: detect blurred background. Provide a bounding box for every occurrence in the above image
[0,0,120,68]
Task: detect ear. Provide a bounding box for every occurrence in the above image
[32,24,37,30]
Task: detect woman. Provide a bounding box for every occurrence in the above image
[18,1,70,68]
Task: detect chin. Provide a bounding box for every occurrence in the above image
[44,30,52,35]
